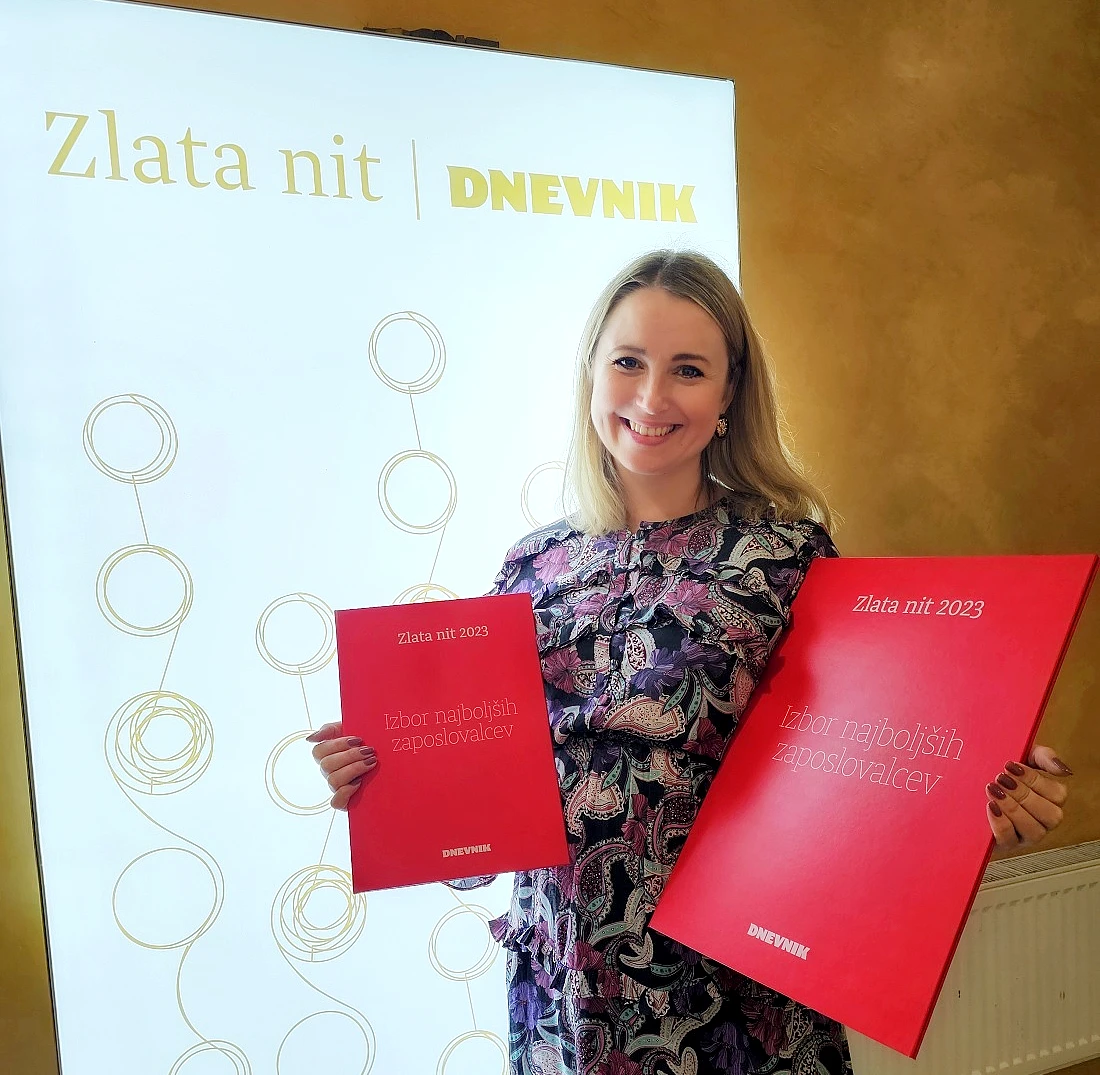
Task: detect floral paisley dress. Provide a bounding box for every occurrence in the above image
[467,500,851,1075]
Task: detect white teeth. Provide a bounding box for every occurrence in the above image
[628,419,676,437]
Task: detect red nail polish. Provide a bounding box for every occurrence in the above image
[1053,757,1074,776]
[997,773,1018,791]
[986,782,1007,800]
[1005,761,1026,777]
[346,737,364,747]
[989,801,1003,818]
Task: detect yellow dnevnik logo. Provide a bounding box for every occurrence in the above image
[448,167,697,223]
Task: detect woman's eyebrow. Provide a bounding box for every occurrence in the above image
[613,345,714,364]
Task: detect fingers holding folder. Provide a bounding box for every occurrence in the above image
[307,721,378,810]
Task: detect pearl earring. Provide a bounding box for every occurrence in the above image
[715,417,728,438]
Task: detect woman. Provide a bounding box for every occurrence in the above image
[309,250,1071,1075]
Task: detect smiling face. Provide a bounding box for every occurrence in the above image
[589,286,733,499]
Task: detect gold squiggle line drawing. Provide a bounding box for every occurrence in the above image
[436,1030,508,1075]
[377,449,457,535]
[88,394,247,1070]
[106,689,212,795]
[521,460,566,529]
[95,543,194,637]
[270,865,376,1073]
[107,781,248,1071]
[83,393,178,484]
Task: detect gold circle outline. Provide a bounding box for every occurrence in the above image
[83,393,178,484]
[436,1031,508,1075]
[377,450,457,535]
[105,690,213,796]
[95,544,194,637]
[265,730,331,817]
[113,846,223,950]
[276,1010,376,1075]
[520,460,566,530]
[368,311,446,395]
[255,593,336,676]
[271,865,367,964]
[427,903,498,982]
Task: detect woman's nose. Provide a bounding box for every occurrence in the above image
[636,374,669,414]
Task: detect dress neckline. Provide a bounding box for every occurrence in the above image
[627,494,735,534]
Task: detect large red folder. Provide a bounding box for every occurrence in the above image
[649,555,1097,1058]
[335,593,569,892]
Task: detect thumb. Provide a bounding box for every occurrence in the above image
[306,721,343,744]
[1028,743,1074,776]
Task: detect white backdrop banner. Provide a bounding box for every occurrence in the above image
[0,1,738,1072]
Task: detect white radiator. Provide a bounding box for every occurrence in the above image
[848,839,1100,1075]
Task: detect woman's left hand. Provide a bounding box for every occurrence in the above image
[986,744,1073,856]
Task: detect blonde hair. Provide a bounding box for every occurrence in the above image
[564,249,835,535]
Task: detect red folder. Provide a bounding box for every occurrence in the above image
[649,555,1097,1057]
[335,593,569,892]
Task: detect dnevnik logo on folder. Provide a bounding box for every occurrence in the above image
[651,554,1097,1059]
[336,593,569,892]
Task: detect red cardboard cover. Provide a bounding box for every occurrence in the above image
[649,555,1097,1058]
[336,593,569,892]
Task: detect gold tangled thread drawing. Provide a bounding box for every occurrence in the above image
[83,393,178,485]
[272,865,368,963]
[106,690,213,795]
[368,311,447,395]
[86,394,247,1071]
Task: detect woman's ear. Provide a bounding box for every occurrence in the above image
[721,371,737,414]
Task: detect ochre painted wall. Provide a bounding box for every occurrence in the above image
[3,2,1098,1072]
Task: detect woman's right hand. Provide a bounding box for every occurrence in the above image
[306,722,378,810]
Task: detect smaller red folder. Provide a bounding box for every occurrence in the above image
[335,593,569,891]
[649,554,1097,1058]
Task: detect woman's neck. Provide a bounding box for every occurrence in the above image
[618,469,715,531]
